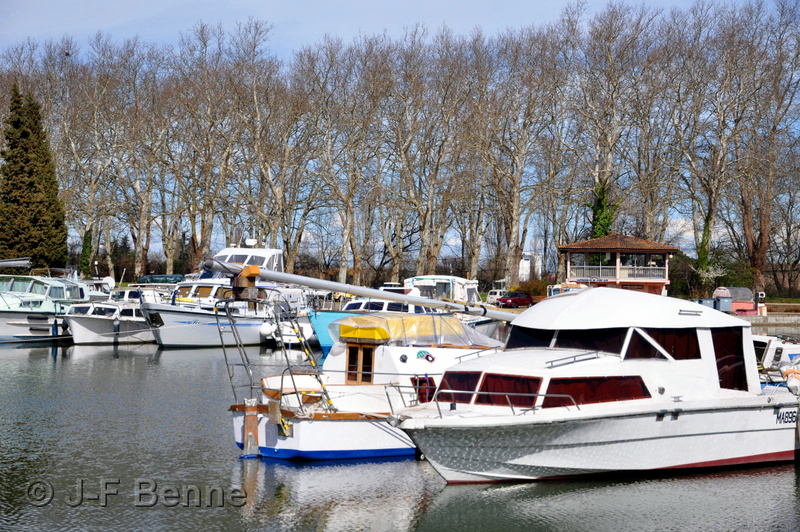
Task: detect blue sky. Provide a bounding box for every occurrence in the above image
[1,0,699,59]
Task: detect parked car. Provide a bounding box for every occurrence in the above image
[486,289,507,305]
[496,292,534,308]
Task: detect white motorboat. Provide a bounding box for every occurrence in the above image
[141,247,314,348]
[0,274,96,340]
[63,301,155,344]
[230,313,503,459]
[393,287,800,484]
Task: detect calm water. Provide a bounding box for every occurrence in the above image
[0,342,799,531]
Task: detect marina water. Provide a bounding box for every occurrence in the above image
[1,342,799,531]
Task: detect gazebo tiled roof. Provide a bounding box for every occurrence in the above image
[557,233,680,253]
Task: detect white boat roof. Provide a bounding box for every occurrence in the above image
[512,287,749,330]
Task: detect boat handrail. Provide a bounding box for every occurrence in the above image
[430,389,580,418]
[384,383,440,413]
[545,350,612,368]
[454,346,502,364]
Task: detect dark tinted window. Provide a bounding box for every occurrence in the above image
[364,301,384,311]
[625,330,667,360]
[437,371,482,403]
[506,327,554,349]
[644,328,701,360]
[712,327,747,391]
[543,376,651,408]
[554,328,627,354]
[387,302,408,312]
[476,374,542,407]
[120,309,134,317]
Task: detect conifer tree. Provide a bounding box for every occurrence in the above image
[0,84,68,267]
[79,229,93,277]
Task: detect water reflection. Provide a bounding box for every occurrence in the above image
[2,340,800,530]
[415,464,800,531]
[234,458,443,531]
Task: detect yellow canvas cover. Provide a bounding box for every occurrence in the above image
[331,313,500,347]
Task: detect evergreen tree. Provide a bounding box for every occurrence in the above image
[0,84,67,267]
[79,229,93,277]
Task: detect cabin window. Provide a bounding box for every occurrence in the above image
[437,371,482,403]
[753,340,767,363]
[343,302,363,311]
[643,328,700,360]
[134,309,143,318]
[9,278,28,292]
[195,286,214,298]
[364,301,384,311]
[542,376,651,408]
[410,376,436,404]
[711,327,748,391]
[414,306,425,314]
[387,302,408,312]
[476,373,542,407]
[466,287,480,303]
[346,345,374,384]
[120,308,134,317]
[49,287,65,299]
[245,255,266,267]
[505,327,554,349]
[70,306,91,315]
[624,330,667,360]
[229,254,248,264]
[30,281,47,295]
[128,290,141,300]
[174,286,192,298]
[91,306,117,316]
[554,328,627,354]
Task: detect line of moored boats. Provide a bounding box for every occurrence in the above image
[2,246,799,485]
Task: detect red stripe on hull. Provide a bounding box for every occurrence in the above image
[444,450,797,484]
[660,449,796,469]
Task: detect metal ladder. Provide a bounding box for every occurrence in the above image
[269,305,335,414]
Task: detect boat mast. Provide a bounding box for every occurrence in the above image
[203,258,517,322]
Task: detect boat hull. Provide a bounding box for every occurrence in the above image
[65,315,155,344]
[401,402,799,483]
[232,411,415,460]
[141,303,267,347]
[0,310,65,340]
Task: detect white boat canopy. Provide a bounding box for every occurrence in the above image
[512,287,749,330]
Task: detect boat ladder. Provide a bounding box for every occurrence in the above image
[215,299,263,458]
[270,307,335,416]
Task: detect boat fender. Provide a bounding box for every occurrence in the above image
[259,321,278,339]
[782,368,800,395]
[400,354,408,363]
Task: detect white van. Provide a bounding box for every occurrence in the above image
[486,289,507,305]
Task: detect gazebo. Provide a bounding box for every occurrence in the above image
[558,233,680,295]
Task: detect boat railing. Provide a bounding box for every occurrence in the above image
[384,383,440,413]
[545,350,610,368]
[429,389,580,418]
[454,346,502,364]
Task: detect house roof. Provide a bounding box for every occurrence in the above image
[557,233,680,253]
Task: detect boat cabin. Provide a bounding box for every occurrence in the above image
[558,234,680,295]
[323,313,502,389]
[341,299,437,314]
[435,288,761,410]
[211,247,283,272]
[0,274,92,305]
[403,275,480,305]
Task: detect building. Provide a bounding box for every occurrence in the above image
[558,233,680,295]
